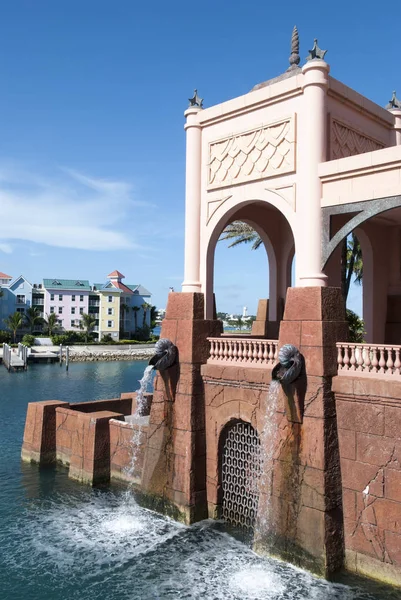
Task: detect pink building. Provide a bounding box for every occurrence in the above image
[43,278,91,331]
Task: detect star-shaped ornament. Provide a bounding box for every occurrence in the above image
[188,89,203,108]
[306,39,327,61]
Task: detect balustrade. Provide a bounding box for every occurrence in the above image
[207,337,278,367]
[337,342,401,377]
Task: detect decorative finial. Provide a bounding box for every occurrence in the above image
[188,89,203,108]
[287,25,300,71]
[386,90,401,110]
[306,38,327,62]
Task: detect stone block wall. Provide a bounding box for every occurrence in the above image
[333,376,401,587]
[21,392,149,487]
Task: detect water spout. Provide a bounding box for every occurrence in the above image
[272,344,302,384]
[148,338,177,371]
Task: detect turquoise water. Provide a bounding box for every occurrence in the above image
[0,361,398,600]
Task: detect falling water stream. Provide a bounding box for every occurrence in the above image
[255,379,280,539]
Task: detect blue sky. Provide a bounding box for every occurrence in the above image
[0,1,398,315]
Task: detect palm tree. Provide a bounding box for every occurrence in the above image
[219,221,263,250]
[25,306,43,333]
[141,302,152,328]
[44,313,59,336]
[4,311,24,342]
[79,313,96,343]
[220,221,363,303]
[132,306,140,332]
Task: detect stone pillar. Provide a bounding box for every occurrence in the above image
[297,60,329,287]
[68,410,124,485]
[21,400,69,464]
[141,292,222,523]
[182,108,202,293]
[389,108,401,146]
[270,287,348,576]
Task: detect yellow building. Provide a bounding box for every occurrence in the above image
[92,281,122,341]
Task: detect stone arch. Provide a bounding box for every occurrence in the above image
[203,194,296,320]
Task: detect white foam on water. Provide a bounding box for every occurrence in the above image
[230,566,285,598]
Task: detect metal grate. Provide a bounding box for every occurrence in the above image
[221,421,261,531]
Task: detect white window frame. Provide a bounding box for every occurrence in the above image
[108,295,113,303]
[80,295,84,302]
[107,320,114,328]
[50,293,54,301]
[58,306,63,314]
[72,295,75,301]
[59,294,63,301]
[50,306,55,314]
[71,307,75,314]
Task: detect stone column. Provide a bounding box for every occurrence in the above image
[182,108,202,293]
[297,60,329,287]
[271,286,348,576]
[389,108,401,146]
[141,292,222,523]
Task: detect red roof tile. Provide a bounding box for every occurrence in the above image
[111,280,133,294]
[108,270,125,278]
[0,272,12,279]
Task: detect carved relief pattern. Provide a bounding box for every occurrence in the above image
[331,120,384,160]
[208,119,294,187]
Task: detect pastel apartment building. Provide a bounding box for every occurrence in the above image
[42,279,91,332]
[0,273,34,331]
[1,270,152,340]
[92,271,152,340]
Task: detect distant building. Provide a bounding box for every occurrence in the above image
[0,270,152,341]
[0,275,33,332]
[42,279,91,332]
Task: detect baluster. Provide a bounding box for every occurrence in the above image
[209,339,214,361]
[371,347,379,373]
[379,347,386,374]
[356,345,364,371]
[243,341,249,363]
[394,347,401,375]
[386,347,394,375]
[252,341,258,363]
[227,340,233,362]
[363,344,371,373]
[273,343,278,361]
[257,341,263,363]
[268,343,274,366]
[262,342,268,363]
[350,346,357,371]
[337,344,343,371]
[232,340,238,362]
[247,341,252,363]
[218,340,224,362]
[343,345,350,371]
[222,340,228,361]
[238,341,243,362]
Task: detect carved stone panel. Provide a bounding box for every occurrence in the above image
[330,119,384,160]
[208,117,295,188]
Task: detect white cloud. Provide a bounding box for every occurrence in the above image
[0,242,12,253]
[0,165,150,251]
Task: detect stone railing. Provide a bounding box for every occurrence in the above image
[337,342,401,378]
[207,337,278,367]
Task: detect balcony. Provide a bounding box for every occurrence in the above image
[32,300,44,306]
[207,337,278,368]
[89,301,100,307]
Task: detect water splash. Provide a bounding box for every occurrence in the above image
[135,364,154,415]
[255,379,280,540]
[123,364,155,482]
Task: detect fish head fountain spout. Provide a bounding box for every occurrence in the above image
[271,344,305,424]
[272,344,302,384]
[149,338,178,371]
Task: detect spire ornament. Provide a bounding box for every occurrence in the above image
[188,89,203,108]
[306,39,327,62]
[386,90,401,110]
[287,25,300,71]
